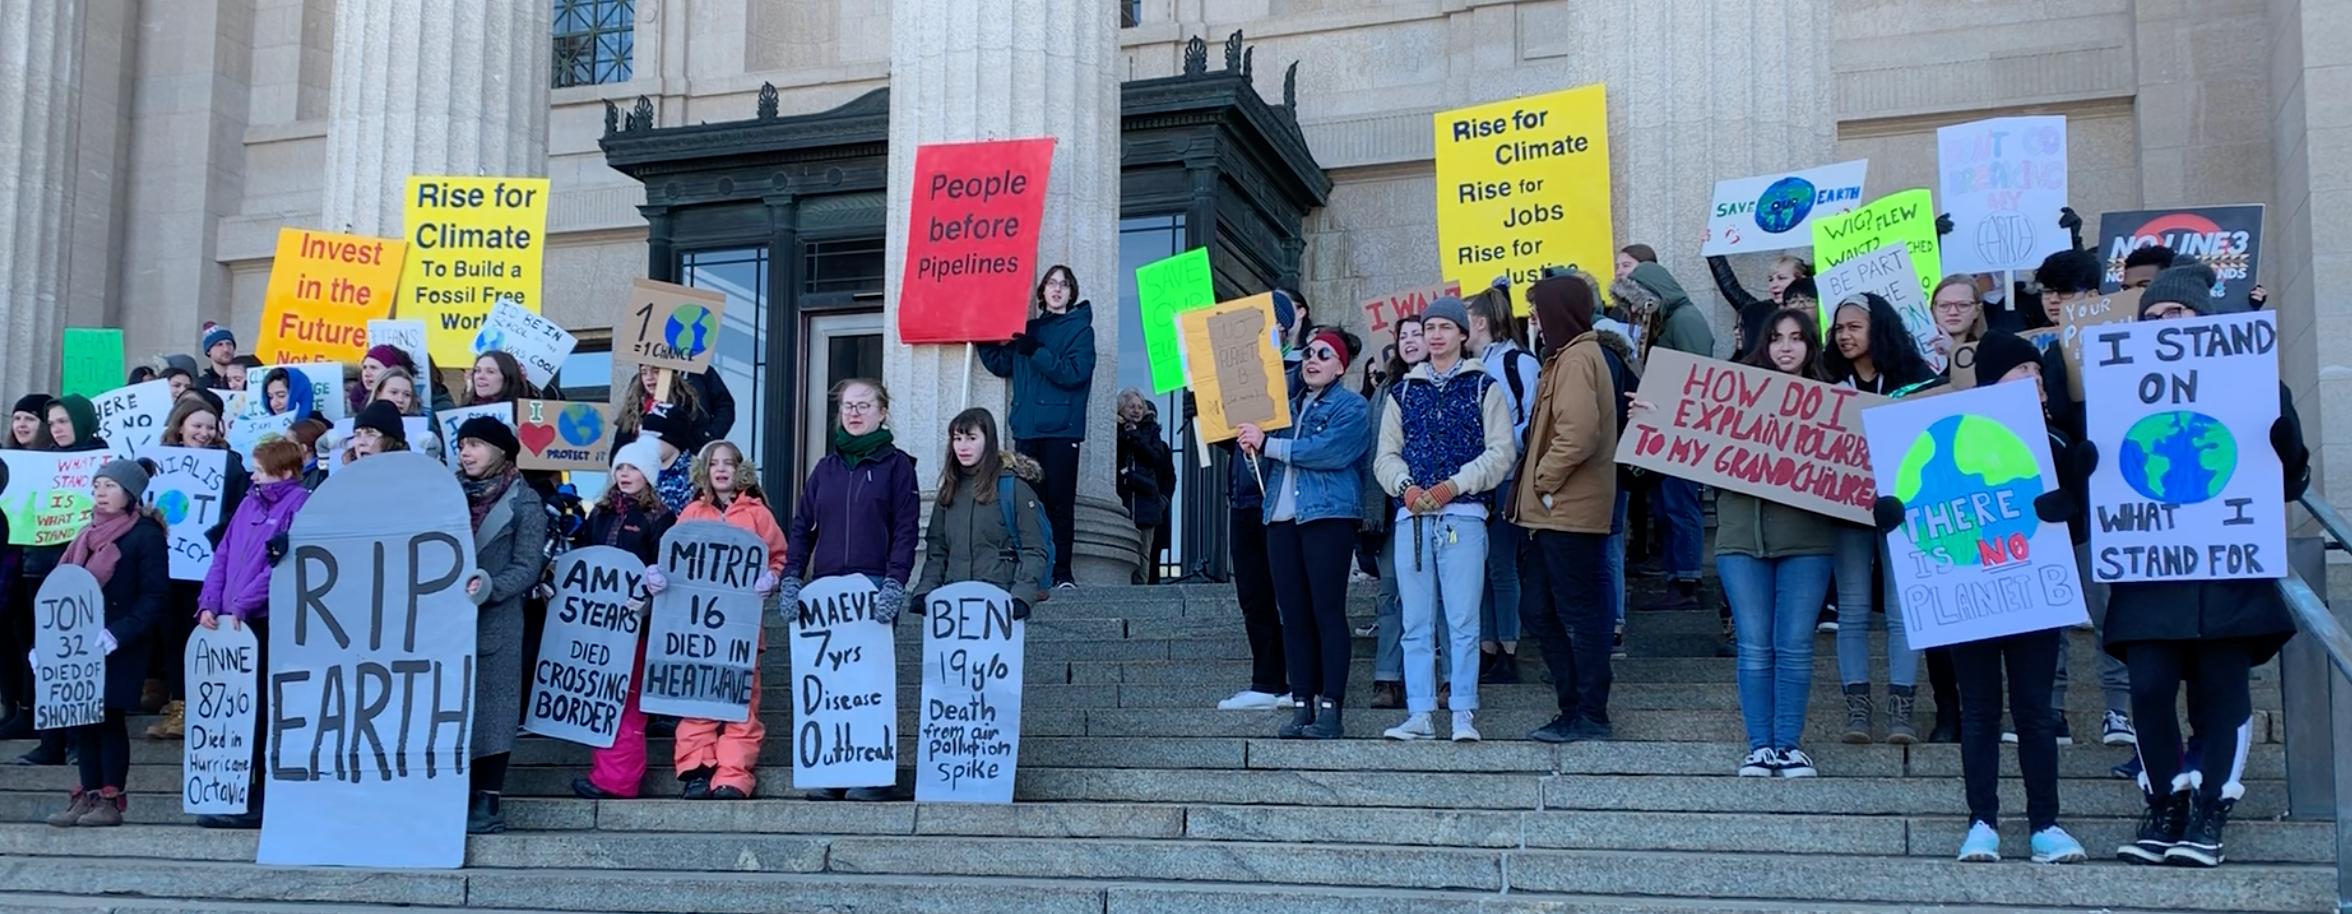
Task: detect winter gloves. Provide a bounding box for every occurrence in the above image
[772,575,802,614]
[874,578,907,626]
[97,630,117,656]
[755,569,780,598]
[1010,333,1042,356]
[642,565,668,595]
[265,533,290,566]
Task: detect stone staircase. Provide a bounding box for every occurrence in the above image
[0,583,2331,913]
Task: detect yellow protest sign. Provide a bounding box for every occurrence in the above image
[395,176,551,366]
[1177,294,1292,443]
[1433,84,1614,304]
[1812,188,1942,301]
[258,228,407,364]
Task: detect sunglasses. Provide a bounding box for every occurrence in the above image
[1304,346,1341,362]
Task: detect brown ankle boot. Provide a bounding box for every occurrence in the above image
[77,789,124,827]
[45,791,95,828]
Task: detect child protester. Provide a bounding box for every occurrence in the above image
[191,438,310,829]
[569,439,677,800]
[674,439,786,800]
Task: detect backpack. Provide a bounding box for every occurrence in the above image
[1498,346,1536,428]
[997,475,1056,592]
[1599,341,1642,486]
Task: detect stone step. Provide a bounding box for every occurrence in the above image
[0,734,2260,781]
[0,832,2320,913]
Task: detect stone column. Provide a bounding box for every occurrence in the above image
[0,0,84,396]
[883,0,1135,582]
[318,0,551,236]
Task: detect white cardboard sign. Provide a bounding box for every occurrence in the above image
[788,574,899,790]
[183,623,259,815]
[915,580,1025,804]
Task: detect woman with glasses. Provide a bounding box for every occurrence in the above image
[1242,328,1370,739]
[978,265,1096,590]
[1928,275,1988,370]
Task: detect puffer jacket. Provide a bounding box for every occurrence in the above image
[912,451,1049,602]
[979,302,1097,441]
[197,478,309,619]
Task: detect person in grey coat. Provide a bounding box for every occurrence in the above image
[911,408,1050,613]
[454,415,547,835]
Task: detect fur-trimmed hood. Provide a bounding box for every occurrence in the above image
[1002,450,1043,484]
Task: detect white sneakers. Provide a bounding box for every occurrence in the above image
[1383,711,1480,741]
[1216,690,1293,711]
[1738,748,1777,777]
[1451,711,1481,742]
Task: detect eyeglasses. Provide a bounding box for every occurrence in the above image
[1932,299,1977,314]
[1304,346,1341,362]
[840,401,880,414]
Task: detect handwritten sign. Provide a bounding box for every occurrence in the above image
[1177,294,1292,443]
[365,318,434,402]
[2056,287,2141,401]
[145,447,229,581]
[473,296,575,390]
[1702,159,1869,256]
[395,175,551,367]
[1134,248,1215,394]
[435,403,513,465]
[240,362,345,423]
[2082,311,2284,583]
[1816,243,1935,365]
[1433,84,1614,295]
[1938,116,2069,275]
[898,138,1058,344]
[1614,348,1883,525]
[641,522,765,723]
[93,380,173,458]
[60,328,125,400]
[258,227,407,364]
[260,452,477,869]
[916,581,1026,804]
[525,546,643,749]
[2096,205,2264,311]
[515,399,614,472]
[0,450,110,547]
[183,623,259,814]
[1862,383,2088,649]
[1359,281,1462,360]
[1814,189,1943,302]
[615,278,727,374]
[226,411,299,472]
[788,574,899,790]
[33,565,105,731]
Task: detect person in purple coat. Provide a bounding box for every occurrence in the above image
[189,438,310,829]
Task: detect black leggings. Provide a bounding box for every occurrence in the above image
[1016,439,1082,585]
[1951,628,2062,831]
[1228,507,1285,695]
[2125,640,2256,802]
[1266,519,1354,703]
[73,709,131,793]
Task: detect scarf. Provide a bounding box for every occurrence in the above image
[832,425,895,466]
[460,464,520,533]
[63,510,140,587]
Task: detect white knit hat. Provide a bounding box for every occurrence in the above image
[611,438,665,481]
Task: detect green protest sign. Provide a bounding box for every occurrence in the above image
[60,328,126,399]
[1812,188,1942,302]
[1135,248,1214,394]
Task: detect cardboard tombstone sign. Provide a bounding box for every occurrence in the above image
[640,522,766,723]
[259,452,479,869]
[915,580,1026,804]
[787,574,900,790]
[523,546,645,748]
[183,623,260,814]
[32,565,106,731]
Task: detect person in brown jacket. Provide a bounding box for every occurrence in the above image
[1514,271,1621,743]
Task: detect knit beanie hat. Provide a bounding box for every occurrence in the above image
[1783,277,1819,304]
[201,322,235,355]
[1270,289,1298,334]
[1421,296,1472,335]
[2140,261,2220,318]
[96,459,151,503]
[611,438,665,482]
[354,400,407,442]
[1972,332,2044,387]
[363,344,413,371]
[12,394,51,419]
[161,354,201,377]
[54,395,98,444]
[457,415,520,461]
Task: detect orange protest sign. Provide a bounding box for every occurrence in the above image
[258,228,407,364]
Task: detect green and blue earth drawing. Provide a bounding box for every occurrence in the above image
[556,402,604,448]
[2117,410,2236,505]
[1893,414,2044,566]
[663,304,716,358]
[152,489,190,525]
[1754,176,1815,234]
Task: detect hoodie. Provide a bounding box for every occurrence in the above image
[913,451,1050,602]
[1626,263,1714,360]
[264,367,317,421]
[978,301,1097,441]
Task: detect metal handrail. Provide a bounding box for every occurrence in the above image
[2288,493,2352,683]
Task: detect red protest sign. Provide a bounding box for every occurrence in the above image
[1359,281,1461,357]
[897,137,1057,344]
[1612,349,1885,524]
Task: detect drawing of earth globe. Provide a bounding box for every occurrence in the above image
[1892,414,2044,566]
[152,489,190,525]
[473,325,508,355]
[2119,410,2236,504]
[1753,176,1816,234]
[664,304,715,358]
[557,403,604,448]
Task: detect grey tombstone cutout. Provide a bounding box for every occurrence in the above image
[33,564,106,731]
[524,545,644,748]
[640,521,765,722]
[183,623,259,814]
[788,573,899,790]
[916,580,1025,804]
[258,451,479,869]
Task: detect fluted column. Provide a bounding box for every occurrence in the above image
[0,0,84,396]
[318,0,550,235]
[883,0,1134,582]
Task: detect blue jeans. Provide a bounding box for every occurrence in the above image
[1396,513,1487,714]
[1719,553,1834,751]
[1605,488,1630,626]
[1375,530,1450,683]
[1834,527,1916,687]
[1656,477,1704,582]
[1481,489,1525,646]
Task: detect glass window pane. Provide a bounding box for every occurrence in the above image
[1114,213,1187,577]
[682,248,768,471]
[552,0,633,87]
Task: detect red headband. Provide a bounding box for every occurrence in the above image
[1307,328,1351,366]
